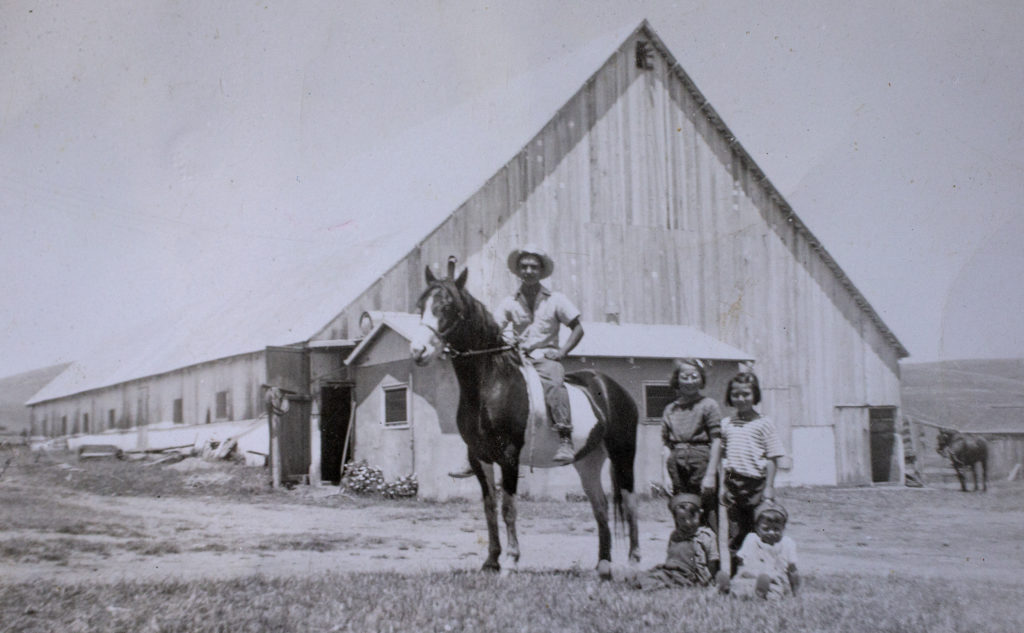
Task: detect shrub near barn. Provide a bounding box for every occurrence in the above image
[342,461,418,498]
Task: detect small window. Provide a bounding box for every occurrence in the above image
[61,415,68,435]
[643,383,676,421]
[108,409,116,429]
[383,385,408,427]
[173,398,184,424]
[215,391,230,420]
[82,413,90,434]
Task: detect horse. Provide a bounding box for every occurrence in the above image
[409,262,640,579]
[936,429,988,492]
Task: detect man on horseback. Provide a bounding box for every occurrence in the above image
[449,244,584,475]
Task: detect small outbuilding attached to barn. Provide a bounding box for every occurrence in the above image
[344,314,755,499]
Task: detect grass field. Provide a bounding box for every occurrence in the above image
[2,448,1023,632]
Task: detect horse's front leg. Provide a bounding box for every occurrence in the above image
[499,462,521,574]
[955,465,968,492]
[474,460,502,572]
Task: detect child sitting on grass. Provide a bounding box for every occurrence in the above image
[717,500,800,600]
[627,493,719,590]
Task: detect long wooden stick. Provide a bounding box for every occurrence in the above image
[717,464,731,576]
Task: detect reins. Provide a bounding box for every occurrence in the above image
[445,343,516,360]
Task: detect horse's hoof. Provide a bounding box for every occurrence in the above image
[596,560,612,581]
[481,561,501,574]
[629,551,642,565]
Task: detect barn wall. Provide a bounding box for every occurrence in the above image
[28,352,266,449]
[316,28,902,487]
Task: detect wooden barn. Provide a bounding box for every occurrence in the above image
[25,21,908,496]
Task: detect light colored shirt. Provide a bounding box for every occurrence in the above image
[736,532,798,578]
[494,284,580,354]
[721,415,786,478]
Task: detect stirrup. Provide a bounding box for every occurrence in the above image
[447,465,475,479]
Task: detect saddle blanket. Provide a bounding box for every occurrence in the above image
[519,361,601,468]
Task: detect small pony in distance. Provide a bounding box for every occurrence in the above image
[936,429,988,493]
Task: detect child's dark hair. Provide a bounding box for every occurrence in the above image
[725,371,762,406]
[669,358,706,389]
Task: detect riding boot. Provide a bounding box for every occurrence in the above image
[552,428,575,465]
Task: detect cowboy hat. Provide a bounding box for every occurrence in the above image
[507,243,554,279]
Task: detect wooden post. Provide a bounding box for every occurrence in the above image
[339,398,356,481]
[717,463,731,577]
[264,387,289,489]
[308,396,321,487]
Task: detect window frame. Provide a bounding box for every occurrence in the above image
[381,383,410,429]
[642,381,675,424]
[215,390,231,421]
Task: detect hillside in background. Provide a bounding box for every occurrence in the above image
[0,363,70,435]
[901,358,1024,432]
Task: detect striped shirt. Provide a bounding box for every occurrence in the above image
[721,415,786,478]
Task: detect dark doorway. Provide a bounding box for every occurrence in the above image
[869,407,897,482]
[320,385,353,484]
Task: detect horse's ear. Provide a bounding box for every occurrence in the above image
[425,266,436,284]
[455,267,468,289]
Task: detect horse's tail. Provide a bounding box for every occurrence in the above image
[566,370,639,538]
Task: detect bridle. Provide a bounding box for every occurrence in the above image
[421,283,515,361]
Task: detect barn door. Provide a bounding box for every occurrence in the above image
[869,407,897,483]
[266,346,311,482]
[320,385,353,484]
[834,407,871,486]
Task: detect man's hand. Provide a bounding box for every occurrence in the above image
[543,349,564,361]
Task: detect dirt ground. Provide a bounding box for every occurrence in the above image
[2,453,1023,586]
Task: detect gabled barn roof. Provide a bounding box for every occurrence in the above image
[28,23,638,405]
[29,20,905,406]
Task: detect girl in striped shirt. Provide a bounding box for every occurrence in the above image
[720,371,786,562]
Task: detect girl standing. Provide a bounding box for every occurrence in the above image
[661,358,722,526]
[720,371,786,557]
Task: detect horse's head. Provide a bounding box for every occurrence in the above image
[410,263,469,366]
[936,429,956,455]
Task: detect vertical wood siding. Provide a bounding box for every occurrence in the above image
[30,353,266,441]
[321,30,902,478]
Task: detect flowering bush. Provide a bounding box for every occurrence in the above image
[381,473,418,499]
[341,461,417,498]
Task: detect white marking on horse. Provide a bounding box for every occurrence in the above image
[519,362,600,468]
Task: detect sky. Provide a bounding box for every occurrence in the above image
[1,0,1023,379]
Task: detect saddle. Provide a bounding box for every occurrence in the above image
[519,361,602,468]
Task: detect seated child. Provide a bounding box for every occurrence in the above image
[628,493,719,590]
[717,500,800,600]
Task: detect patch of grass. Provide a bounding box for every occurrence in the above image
[1,570,1021,633]
[123,540,182,556]
[0,537,111,564]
